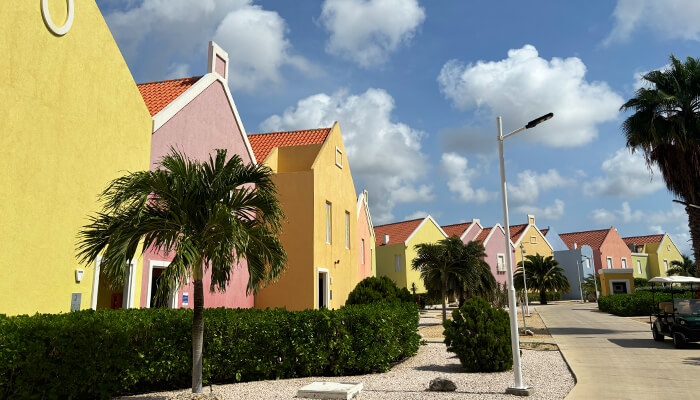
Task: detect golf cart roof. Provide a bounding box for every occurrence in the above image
[649,276,700,284]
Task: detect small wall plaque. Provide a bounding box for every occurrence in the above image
[70,293,81,311]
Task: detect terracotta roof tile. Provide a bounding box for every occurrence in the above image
[622,234,664,246]
[374,218,424,247]
[442,222,473,238]
[509,224,528,242]
[540,228,549,236]
[137,77,202,117]
[475,227,493,243]
[559,228,612,251]
[247,128,331,162]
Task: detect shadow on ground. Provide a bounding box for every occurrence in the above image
[683,356,700,366]
[413,363,463,373]
[548,327,625,335]
[608,338,700,350]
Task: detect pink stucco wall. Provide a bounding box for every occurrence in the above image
[357,202,373,280]
[479,227,516,287]
[139,80,255,309]
[597,228,632,275]
[461,223,481,243]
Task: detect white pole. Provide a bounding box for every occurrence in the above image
[497,116,528,393]
[576,258,584,303]
[520,243,530,315]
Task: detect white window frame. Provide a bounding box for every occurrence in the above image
[361,239,365,265]
[621,258,627,269]
[395,254,402,272]
[318,268,329,309]
[497,253,506,272]
[607,257,613,269]
[91,256,137,310]
[664,259,669,272]
[326,202,332,244]
[530,236,537,244]
[637,260,642,275]
[609,279,632,294]
[147,260,178,309]
[335,147,343,168]
[345,211,350,249]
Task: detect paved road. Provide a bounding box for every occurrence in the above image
[537,302,700,400]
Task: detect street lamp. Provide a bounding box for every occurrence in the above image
[519,242,530,316]
[576,257,584,304]
[498,112,553,397]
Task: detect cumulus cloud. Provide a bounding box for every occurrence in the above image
[591,202,645,225]
[583,148,664,197]
[104,0,313,91]
[604,0,700,45]
[508,169,572,205]
[440,153,494,204]
[320,0,425,67]
[437,45,624,147]
[516,199,566,220]
[404,210,428,221]
[260,88,432,223]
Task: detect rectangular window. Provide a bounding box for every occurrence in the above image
[530,236,537,244]
[335,147,343,168]
[637,260,642,274]
[395,254,402,272]
[664,259,669,272]
[621,258,627,269]
[607,257,613,269]
[497,254,506,272]
[361,239,365,264]
[326,202,332,244]
[345,211,350,249]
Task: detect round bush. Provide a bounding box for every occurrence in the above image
[346,276,413,305]
[443,296,512,372]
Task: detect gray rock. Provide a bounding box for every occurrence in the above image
[428,377,456,392]
[169,392,221,400]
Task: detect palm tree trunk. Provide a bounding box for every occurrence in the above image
[192,263,204,393]
[441,276,447,322]
[688,205,700,278]
[540,289,547,305]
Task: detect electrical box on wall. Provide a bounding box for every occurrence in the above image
[75,269,85,283]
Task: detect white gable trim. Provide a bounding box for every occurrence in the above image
[483,223,516,249]
[656,233,678,255]
[459,220,484,241]
[356,191,375,241]
[404,215,448,245]
[151,73,257,165]
[512,223,554,252]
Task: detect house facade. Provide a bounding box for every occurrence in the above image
[545,228,595,300]
[357,190,376,280]
[630,253,650,279]
[473,224,516,287]
[1,1,153,314]
[623,234,682,278]
[509,215,554,261]
[442,219,483,244]
[375,216,448,293]
[134,42,257,310]
[559,227,631,275]
[249,123,359,310]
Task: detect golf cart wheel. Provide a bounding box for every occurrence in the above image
[652,324,664,342]
[673,332,686,349]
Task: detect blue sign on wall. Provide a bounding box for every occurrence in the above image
[182,293,189,306]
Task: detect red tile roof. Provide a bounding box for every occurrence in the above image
[540,228,549,236]
[509,224,528,242]
[374,218,424,247]
[475,227,493,243]
[247,128,331,162]
[559,228,612,251]
[442,222,473,238]
[137,77,202,117]
[622,234,664,246]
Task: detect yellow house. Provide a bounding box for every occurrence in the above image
[248,123,359,310]
[623,234,683,278]
[374,215,448,293]
[630,253,650,279]
[0,1,153,315]
[509,215,554,261]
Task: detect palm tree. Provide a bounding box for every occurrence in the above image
[668,254,696,276]
[451,240,497,307]
[514,254,569,305]
[76,149,287,394]
[581,274,600,301]
[621,55,700,278]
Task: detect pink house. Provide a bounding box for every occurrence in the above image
[442,219,483,243]
[357,190,375,280]
[473,224,516,286]
[559,227,632,275]
[135,42,256,309]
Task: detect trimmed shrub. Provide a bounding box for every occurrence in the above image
[0,303,420,399]
[443,296,512,372]
[634,278,649,288]
[346,276,413,305]
[598,291,693,316]
[525,291,561,302]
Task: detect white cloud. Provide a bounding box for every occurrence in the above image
[508,169,572,205]
[590,208,617,226]
[583,148,664,197]
[404,210,428,221]
[590,202,644,225]
[437,45,624,147]
[320,0,425,67]
[105,0,312,91]
[440,153,494,204]
[261,88,432,223]
[604,0,700,45]
[516,199,566,220]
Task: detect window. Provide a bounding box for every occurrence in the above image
[395,254,402,272]
[335,147,343,168]
[361,239,365,264]
[497,254,506,272]
[664,259,669,272]
[637,260,642,274]
[345,211,350,249]
[326,202,332,244]
[607,257,613,269]
[621,258,627,269]
[667,244,671,251]
[530,236,537,244]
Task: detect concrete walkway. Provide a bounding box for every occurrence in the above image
[538,302,700,400]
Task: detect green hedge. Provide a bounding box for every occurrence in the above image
[0,303,420,399]
[525,291,561,302]
[598,291,693,316]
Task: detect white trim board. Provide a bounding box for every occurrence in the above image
[146,260,178,309]
[317,268,330,309]
[91,256,137,310]
[404,215,448,245]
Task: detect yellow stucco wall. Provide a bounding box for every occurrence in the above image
[600,270,635,296]
[516,225,553,259]
[404,218,446,293]
[648,235,683,277]
[0,2,153,315]
[631,254,649,279]
[376,243,408,288]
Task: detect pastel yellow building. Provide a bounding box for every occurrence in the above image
[509,215,554,260]
[630,253,650,279]
[623,234,683,278]
[374,215,448,293]
[249,123,359,310]
[0,1,153,314]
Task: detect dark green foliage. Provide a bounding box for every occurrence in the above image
[514,254,569,305]
[442,297,512,372]
[0,304,420,399]
[345,276,413,305]
[525,291,561,302]
[598,291,693,316]
[634,278,649,289]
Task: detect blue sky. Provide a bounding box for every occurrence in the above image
[96,0,700,254]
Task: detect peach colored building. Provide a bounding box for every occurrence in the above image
[560,227,632,276]
[136,42,256,309]
[357,190,376,280]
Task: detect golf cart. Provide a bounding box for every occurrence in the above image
[649,276,700,348]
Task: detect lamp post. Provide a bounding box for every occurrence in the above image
[498,112,553,396]
[589,256,599,305]
[576,257,584,303]
[519,242,530,316]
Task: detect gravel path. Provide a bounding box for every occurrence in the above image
[122,343,574,400]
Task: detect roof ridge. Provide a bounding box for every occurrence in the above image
[442,221,473,227]
[374,217,424,228]
[560,228,610,236]
[623,233,664,239]
[249,127,331,136]
[137,76,203,86]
